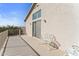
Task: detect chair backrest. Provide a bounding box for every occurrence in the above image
[72,42,79,51]
[42,33,61,48]
[49,35,61,49]
[54,35,60,46]
[42,33,51,42]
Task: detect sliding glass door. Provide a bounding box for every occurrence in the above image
[32,20,41,38]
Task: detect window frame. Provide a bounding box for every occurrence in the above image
[32,9,41,20]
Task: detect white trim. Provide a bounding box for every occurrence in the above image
[32,8,42,22]
[0,37,8,56]
[32,18,41,22]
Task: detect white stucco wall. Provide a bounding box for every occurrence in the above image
[26,3,79,50]
[39,3,78,50]
[26,13,32,36]
[73,4,79,43]
[25,4,42,37]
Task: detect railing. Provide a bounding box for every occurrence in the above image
[0,30,8,51]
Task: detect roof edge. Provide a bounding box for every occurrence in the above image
[24,3,37,22]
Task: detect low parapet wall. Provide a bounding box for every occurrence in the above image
[0,30,8,51]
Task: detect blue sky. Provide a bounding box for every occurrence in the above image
[0,3,32,27]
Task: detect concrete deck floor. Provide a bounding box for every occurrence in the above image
[4,36,37,56]
[21,35,65,56]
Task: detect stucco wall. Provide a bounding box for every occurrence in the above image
[0,30,8,51]
[26,3,79,50]
[26,13,32,36]
[39,3,78,50]
[25,4,41,36]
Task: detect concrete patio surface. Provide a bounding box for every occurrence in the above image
[21,35,66,56]
[4,36,38,56]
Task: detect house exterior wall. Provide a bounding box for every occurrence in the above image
[39,3,78,50]
[26,12,32,36]
[25,4,42,36]
[26,3,79,50]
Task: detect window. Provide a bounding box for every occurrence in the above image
[33,13,37,20]
[38,10,41,18]
[32,9,41,20]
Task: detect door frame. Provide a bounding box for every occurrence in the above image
[32,19,41,38]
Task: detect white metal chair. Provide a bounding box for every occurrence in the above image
[65,42,79,56]
[41,33,61,50]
